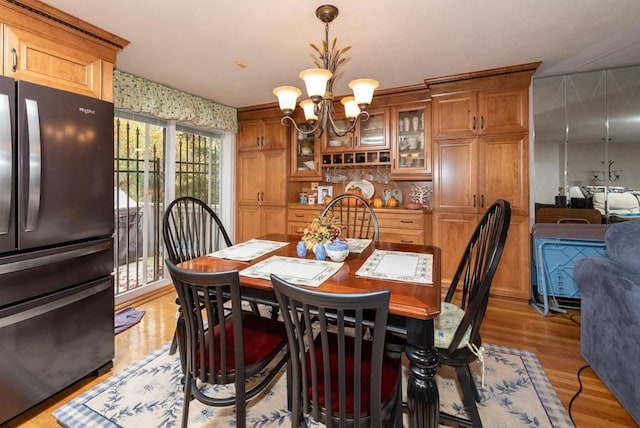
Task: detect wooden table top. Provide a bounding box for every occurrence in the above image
[178,234,441,320]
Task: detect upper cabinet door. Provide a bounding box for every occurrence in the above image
[478,87,528,135]
[432,93,477,138]
[355,107,389,150]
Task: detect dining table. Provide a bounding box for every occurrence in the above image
[178,234,442,428]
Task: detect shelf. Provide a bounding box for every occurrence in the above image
[321,150,391,167]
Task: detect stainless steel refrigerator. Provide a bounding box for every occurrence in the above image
[0,77,115,424]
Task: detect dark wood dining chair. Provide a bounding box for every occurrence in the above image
[436,199,511,428]
[165,260,289,428]
[162,196,258,372]
[320,194,380,240]
[271,274,403,428]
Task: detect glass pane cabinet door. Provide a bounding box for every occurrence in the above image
[324,118,353,152]
[292,122,321,179]
[357,108,388,150]
[392,104,431,178]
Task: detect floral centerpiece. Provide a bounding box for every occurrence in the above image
[302,215,343,250]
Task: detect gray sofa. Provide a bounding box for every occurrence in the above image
[574,219,640,425]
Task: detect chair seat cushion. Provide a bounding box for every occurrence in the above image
[306,332,400,416]
[201,312,287,372]
[435,302,471,350]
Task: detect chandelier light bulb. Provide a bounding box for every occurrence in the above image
[340,96,360,119]
[349,78,380,107]
[299,68,333,102]
[300,99,318,121]
[273,86,302,114]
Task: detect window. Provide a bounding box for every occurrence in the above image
[113,115,224,300]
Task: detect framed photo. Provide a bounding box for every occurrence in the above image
[317,185,333,204]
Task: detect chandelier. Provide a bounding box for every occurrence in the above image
[273,5,379,137]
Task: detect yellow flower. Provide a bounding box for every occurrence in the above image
[301,215,343,250]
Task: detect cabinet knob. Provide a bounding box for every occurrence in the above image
[472,116,477,130]
[400,240,414,244]
[473,194,477,208]
[400,220,414,224]
[480,115,485,130]
[294,214,304,218]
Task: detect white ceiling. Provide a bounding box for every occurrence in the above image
[42,0,640,109]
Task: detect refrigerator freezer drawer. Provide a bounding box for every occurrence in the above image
[0,277,114,424]
[0,237,113,308]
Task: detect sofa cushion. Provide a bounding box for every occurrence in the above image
[605,220,640,273]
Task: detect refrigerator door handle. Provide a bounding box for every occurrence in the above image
[25,98,42,232]
[0,240,111,275]
[0,94,11,235]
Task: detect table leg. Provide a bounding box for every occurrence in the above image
[405,318,439,428]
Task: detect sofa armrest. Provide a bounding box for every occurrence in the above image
[574,256,640,424]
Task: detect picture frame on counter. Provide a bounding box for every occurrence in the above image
[318,185,333,204]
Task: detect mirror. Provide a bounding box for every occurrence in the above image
[533,64,640,211]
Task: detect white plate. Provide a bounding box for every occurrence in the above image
[345,179,375,199]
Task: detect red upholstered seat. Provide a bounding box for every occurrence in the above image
[198,312,287,372]
[307,333,401,416]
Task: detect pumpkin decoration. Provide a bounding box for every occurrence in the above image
[386,196,399,208]
[322,194,333,205]
[371,196,384,209]
[346,186,363,206]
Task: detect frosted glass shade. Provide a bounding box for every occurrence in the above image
[299,68,333,98]
[340,96,360,119]
[273,86,302,112]
[348,78,380,106]
[300,99,318,121]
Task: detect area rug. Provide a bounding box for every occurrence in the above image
[53,343,574,428]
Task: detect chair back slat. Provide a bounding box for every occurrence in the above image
[166,261,289,428]
[444,199,511,351]
[163,196,232,264]
[321,194,380,241]
[272,273,400,427]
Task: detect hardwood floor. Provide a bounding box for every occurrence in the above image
[6,287,637,428]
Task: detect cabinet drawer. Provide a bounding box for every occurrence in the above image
[379,229,425,245]
[288,222,309,236]
[376,211,424,230]
[288,207,321,223]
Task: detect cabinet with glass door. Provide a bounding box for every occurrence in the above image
[291,121,322,180]
[355,107,389,150]
[391,102,431,179]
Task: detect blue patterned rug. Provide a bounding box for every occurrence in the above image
[53,343,573,427]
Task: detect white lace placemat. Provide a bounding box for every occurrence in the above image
[355,249,433,284]
[239,256,343,287]
[207,239,289,262]
[346,238,372,254]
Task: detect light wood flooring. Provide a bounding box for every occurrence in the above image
[5,287,637,428]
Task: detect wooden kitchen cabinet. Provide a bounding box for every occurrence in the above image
[236,110,289,242]
[287,204,430,245]
[431,86,528,139]
[290,121,322,181]
[433,212,529,297]
[390,102,432,180]
[427,63,539,300]
[0,1,128,101]
[433,133,529,216]
[237,117,287,151]
[323,106,389,153]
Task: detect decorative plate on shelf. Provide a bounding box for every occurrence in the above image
[345,179,375,199]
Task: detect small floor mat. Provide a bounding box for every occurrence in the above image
[114,307,145,334]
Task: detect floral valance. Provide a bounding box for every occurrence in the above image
[113,69,238,133]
